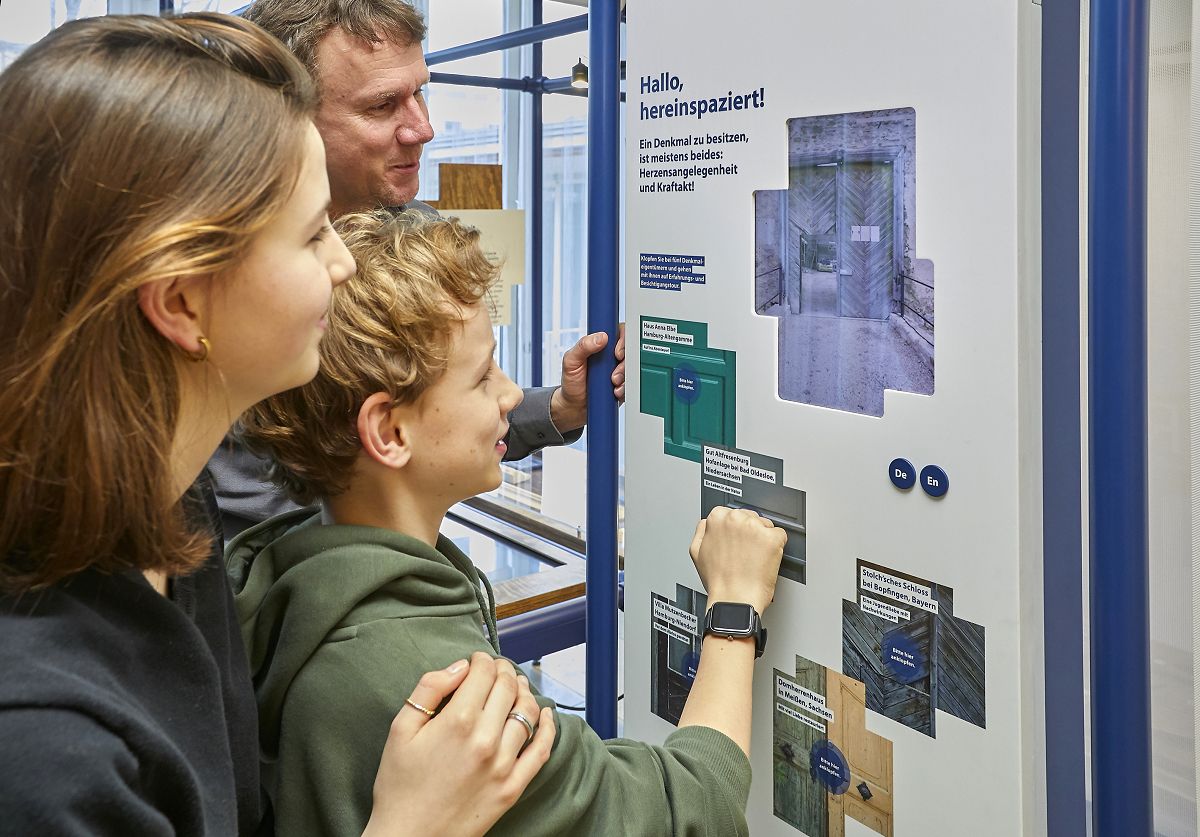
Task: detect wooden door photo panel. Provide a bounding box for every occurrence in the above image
[639,317,737,464]
[772,663,829,836]
[826,671,894,837]
[698,443,808,584]
[836,161,896,321]
[751,108,934,418]
[649,585,707,726]
[842,599,935,737]
[668,352,737,461]
[931,585,987,729]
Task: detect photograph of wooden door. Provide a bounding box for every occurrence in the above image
[772,661,829,836]
[836,160,897,321]
[788,164,838,315]
[826,671,894,837]
[640,330,737,463]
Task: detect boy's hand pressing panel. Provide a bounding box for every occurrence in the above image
[689,507,787,616]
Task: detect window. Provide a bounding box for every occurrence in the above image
[418,1,625,555]
[419,0,505,202]
[0,0,108,71]
[172,0,252,14]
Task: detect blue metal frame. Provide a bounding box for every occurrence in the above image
[530,0,544,388]
[425,13,587,66]
[1088,0,1152,834]
[425,4,623,735]
[583,0,621,739]
[1042,1,1087,834]
[429,72,531,92]
[499,597,586,664]
[429,71,584,97]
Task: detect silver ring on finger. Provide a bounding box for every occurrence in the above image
[507,710,536,744]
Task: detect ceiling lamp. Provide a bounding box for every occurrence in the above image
[571,58,589,89]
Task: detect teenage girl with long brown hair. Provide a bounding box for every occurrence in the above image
[0,13,551,835]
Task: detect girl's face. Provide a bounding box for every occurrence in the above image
[206,123,355,409]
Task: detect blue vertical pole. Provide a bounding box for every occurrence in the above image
[530,0,544,388]
[584,0,620,738]
[1042,0,1087,834]
[1088,0,1151,834]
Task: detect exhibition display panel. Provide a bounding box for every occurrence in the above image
[622,1,1048,833]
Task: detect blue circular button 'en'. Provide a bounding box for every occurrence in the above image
[888,458,916,490]
[881,630,928,685]
[673,363,702,405]
[919,464,949,498]
[682,651,701,683]
[809,740,851,795]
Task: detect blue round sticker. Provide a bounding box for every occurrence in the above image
[919,464,949,498]
[673,364,701,405]
[888,458,916,490]
[682,651,701,683]
[809,740,851,795]
[881,630,928,685]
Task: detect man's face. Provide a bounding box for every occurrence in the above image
[313,30,434,215]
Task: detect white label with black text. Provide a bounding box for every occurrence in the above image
[860,594,911,623]
[653,599,699,635]
[859,566,940,614]
[776,679,835,722]
[777,701,827,733]
[642,320,694,345]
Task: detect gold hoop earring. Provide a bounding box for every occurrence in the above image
[188,336,211,363]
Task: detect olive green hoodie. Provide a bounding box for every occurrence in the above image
[226,509,751,836]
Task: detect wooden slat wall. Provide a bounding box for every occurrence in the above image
[932,586,987,727]
[426,163,503,210]
[841,600,935,737]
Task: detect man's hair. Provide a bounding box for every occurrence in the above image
[241,210,498,505]
[0,13,317,592]
[244,0,427,87]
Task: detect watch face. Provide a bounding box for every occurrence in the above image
[710,602,754,632]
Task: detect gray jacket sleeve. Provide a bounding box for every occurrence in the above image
[504,387,583,461]
[207,434,306,543]
[210,385,577,536]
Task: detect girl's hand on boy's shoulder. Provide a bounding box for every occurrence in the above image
[363,653,554,837]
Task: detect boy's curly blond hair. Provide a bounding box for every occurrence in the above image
[240,209,498,505]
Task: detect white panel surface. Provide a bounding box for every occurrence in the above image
[623,2,1044,834]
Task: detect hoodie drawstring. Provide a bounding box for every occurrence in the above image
[479,572,500,653]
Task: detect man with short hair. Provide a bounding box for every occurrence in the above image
[245,0,433,216]
[209,0,625,539]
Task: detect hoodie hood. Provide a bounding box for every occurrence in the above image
[225,508,498,759]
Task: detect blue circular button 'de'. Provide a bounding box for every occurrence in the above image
[809,740,852,795]
[673,363,702,405]
[919,464,949,498]
[888,458,916,490]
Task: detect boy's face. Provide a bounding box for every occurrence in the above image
[404,302,523,505]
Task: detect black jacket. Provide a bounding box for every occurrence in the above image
[0,477,265,836]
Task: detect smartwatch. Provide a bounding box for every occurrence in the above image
[703,601,767,658]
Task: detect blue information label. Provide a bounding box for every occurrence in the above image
[639,252,707,292]
[809,741,851,795]
[673,363,702,404]
[920,464,949,498]
[881,630,929,685]
[889,458,916,490]
[682,651,701,683]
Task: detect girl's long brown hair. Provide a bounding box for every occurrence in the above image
[0,14,317,592]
